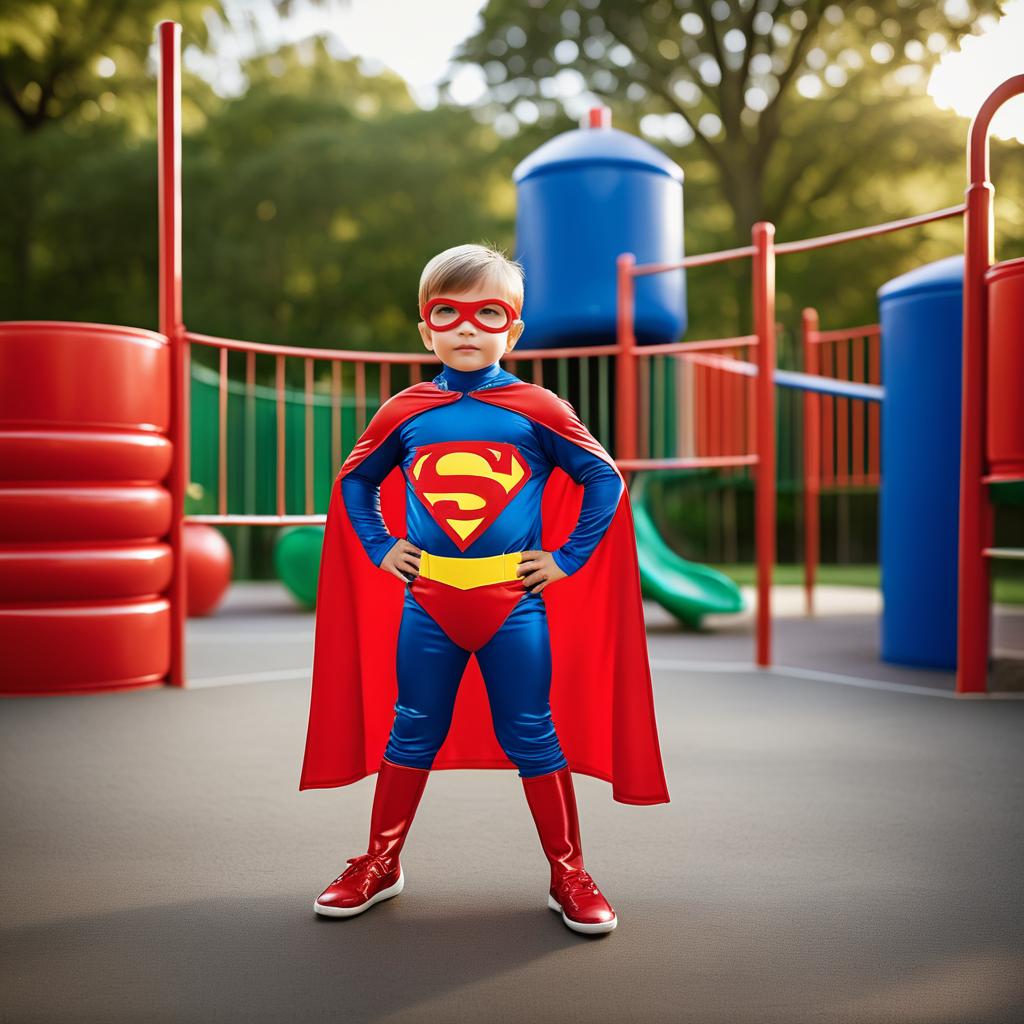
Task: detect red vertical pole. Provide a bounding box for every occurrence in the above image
[836,337,849,485]
[851,334,865,486]
[331,360,341,474]
[711,359,722,458]
[745,356,755,456]
[638,354,650,461]
[276,355,286,517]
[802,308,820,617]
[821,345,834,486]
[355,360,367,434]
[868,332,881,482]
[158,21,186,687]
[218,346,227,516]
[305,358,314,515]
[695,362,705,457]
[753,222,777,667]
[958,92,1000,694]
[616,254,638,483]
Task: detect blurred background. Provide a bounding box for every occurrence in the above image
[2,0,1022,588]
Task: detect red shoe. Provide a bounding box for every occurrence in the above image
[521,766,618,934]
[314,757,430,918]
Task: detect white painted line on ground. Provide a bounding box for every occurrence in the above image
[187,633,312,643]
[994,605,1024,617]
[649,658,1024,701]
[650,659,758,673]
[184,657,1024,699]
[186,668,311,689]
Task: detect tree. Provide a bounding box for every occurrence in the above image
[0,0,334,316]
[439,0,1007,333]
[0,0,215,133]
[0,30,523,356]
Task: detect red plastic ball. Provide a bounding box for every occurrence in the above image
[184,523,233,616]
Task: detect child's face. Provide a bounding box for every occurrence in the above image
[418,284,525,372]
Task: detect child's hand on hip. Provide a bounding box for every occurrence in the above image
[516,550,567,594]
[380,538,421,583]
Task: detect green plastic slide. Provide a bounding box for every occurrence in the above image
[630,471,746,629]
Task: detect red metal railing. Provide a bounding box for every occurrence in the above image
[184,335,442,525]
[616,236,774,664]
[183,332,623,528]
[615,208,965,668]
[801,313,882,615]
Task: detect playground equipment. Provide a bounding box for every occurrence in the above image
[800,313,881,617]
[513,105,687,348]
[274,526,322,609]
[184,523,233,616]
[954,76,1023,694]
[631,471,745,627]
[614,65,1024,693]
[1,19,1021,696]
[512,104,742,621]
[877,256,965,670]
[0,321,173,694]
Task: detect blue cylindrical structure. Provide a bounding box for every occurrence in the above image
[877,255,963,669]
[512,108,686,348]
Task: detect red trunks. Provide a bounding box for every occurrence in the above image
[407,576,528,652]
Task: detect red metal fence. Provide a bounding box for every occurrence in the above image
[801,314,882,615]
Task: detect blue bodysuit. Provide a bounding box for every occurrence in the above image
[341,360,623,777]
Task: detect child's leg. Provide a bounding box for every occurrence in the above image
[313,755,429,918]
[314,594,471,918]
[384,590,474,769]
[475,594,617,934]
[473,593,568,778]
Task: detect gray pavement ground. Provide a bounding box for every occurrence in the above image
[2,582,1023,1024]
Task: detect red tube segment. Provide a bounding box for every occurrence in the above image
[985,256,1024,478]
[0,322,173,695]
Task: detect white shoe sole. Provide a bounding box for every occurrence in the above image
[314,868,404,918]
[548,893,618,934]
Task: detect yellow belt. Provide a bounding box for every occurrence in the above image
[417,550,525,590]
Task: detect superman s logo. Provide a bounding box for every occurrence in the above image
[407,440,531,551]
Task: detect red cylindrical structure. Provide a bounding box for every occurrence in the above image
[615,253,638,485]
[985,256,1024,478]
[0,321,173,695]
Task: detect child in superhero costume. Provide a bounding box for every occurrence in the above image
[300,243,669,935]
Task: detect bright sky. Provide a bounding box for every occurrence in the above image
[195,0,490,108]
[928,0,1024,142]
[184,0,1024,144]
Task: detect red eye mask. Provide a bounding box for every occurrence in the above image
[421,297,519,333]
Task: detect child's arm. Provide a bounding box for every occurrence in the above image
[536,423,624,576]
[339,428,403,567]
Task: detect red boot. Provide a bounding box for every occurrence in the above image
[521,766,618,934]
[314,757,430,918]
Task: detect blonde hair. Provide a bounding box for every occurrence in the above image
[418,243,525,317]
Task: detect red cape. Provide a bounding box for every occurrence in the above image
[298,380,670,805]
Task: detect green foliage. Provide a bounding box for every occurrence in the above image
[0,0,220,133]
[181,56,517,351]
[444,0,1019,335]
[2,1,1022,359]
[0,30,525,353]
